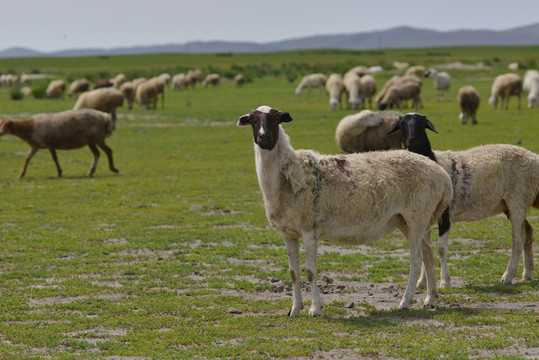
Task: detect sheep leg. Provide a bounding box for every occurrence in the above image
[303,231,322,317]
[522,220,535,281]
[437,209,452,288]
[421,237,438,308]
[48,148,62,177]
[416,231,431,289]
[96,141,119,173]
[88,144,100,176]
[501,210,526,284]
[19,147,38,178]
[400,232,423,310]
[283,235,304,317]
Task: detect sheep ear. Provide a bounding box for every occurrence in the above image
[425,119,438,134]
[279,112,293,123]
[387,119,401,135]
[237,114,251,127]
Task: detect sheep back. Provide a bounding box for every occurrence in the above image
[74,88,124,113]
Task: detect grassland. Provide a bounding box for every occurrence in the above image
[0,46,538,359]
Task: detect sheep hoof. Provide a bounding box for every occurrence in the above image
[308,308,323,317]
[439,280,451,288]
[398,306,410,311]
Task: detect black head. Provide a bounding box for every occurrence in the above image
[387,113,437,159]
[237,106,293,150]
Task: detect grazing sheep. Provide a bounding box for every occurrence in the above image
[172,73,186,90]
[457,86,480,125]
[488,73,521,110]
[377,80,422,111]
[359,74,377,109]
[405,65,426,77]
[111,73,126,88]
[348,65,368,77]
[424,68,451,101]
[508,62,519,71]
[94,80,113,89]
[21,87,32,97]
[393,61,410,71]
[343,71,362,110]
[375,75,422,108]
[159,73,171,85]
[185,69,202,89]
[237,106,453,316]
[335,110,402,153]
[295,73,327,97]
[325,73,344,110]
[68,79,90,98]
[136,77,166,109]
[46,79,66,99]
[74,88,124,129]
[132,77,147,91]
[523,70,539,108]
[1,74,17,86]
[119,82,135,110]
[388,113,539,288]
[202,73,220,88]
[0,109,118,178]
[234,73,245,87]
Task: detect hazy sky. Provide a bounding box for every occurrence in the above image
[1,0,538,52]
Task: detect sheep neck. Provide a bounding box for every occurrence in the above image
[254,126,296,201]
[5,119,36,146]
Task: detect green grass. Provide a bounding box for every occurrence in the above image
[0,47,538,359]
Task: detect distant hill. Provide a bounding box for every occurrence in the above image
[1,23,539,59]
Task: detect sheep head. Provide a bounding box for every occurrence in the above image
[388,113,437,158]
[237,106,292,151]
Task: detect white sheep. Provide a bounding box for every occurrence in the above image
[172,73,186,90]
[0,109,118,177]
[359,74,377,109]
[393,61,410,71]
[377,80,422,111]
[202,73,220,88]
[136,77,166,109]
[295,73,327,97]
[424,68,451,101]
[111,73,126,88]
[523,70,539,108]
[343,71,362,110]
[68,79,90,98]
[74,87,124,129]
[325,73,344,110]
[237,105,453,316]
[158,73,171,85]
[335,110,402,153]
[375,75,422,108]
[234,73,245,87]
[185,69,202,89]
[488,73,522,110]
[388,113,539,288]
[119,82,135,109]
[46,79,66,99]
[457,86,480,124]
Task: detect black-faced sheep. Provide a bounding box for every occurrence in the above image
[295,73,327,97]
[335,110,402,153]
[388,113,539,288]
[325,74,344,110]
[46,80,66,99]
[73,88,124,129]
[488,73,522,110]
[457,86,480,125]
[238,106,453,316]
[0,109,118,177]
[424,68,451,101]
[68,79,90,98]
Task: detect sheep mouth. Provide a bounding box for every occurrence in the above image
[256,137,276,151]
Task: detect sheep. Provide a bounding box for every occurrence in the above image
[0,109,118,178]
[508,62,519,71]
[375,75,421,108]
[335,110,402,153]
[325,73,344,110]
[68,79,90,98]
[488,73,521,110]
[424,68,451,101]
[393,61,410,71]
[377,80,422,111]
[136,77,166,109]
[132,77,147,91]
[172,73,186,90]
[295,73,327,97]
[234,73,245,87]
[111,73,126,88]
[343,71,362,110]
[237,105,453,316]
[74,88,124,129]
[388,113,539,288]
[94,80,113,89]
[523,70,539,108]
[405,65,426,77]
[348,65,368,77]
[185,70,202,89]
[1,74,17,86]
[158,73,171,85]
[457,86,480,124]
[120,82,135,109]
[46,79,66,99]
[359,74,377,109]
[202,73,220,88]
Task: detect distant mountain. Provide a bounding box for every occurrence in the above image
[1,23,539,59]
